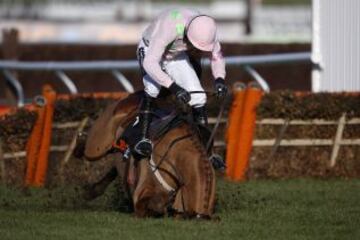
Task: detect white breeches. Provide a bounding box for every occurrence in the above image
[137,41,206,107]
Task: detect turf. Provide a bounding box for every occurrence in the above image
[1,179,359,240]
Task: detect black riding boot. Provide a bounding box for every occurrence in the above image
[192,106,210,149]
[192,106,226,171]
[134,94,153,157]
[192,106,208,127]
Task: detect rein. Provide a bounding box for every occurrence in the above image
[206,98,226,152]
[147,132,193,215]
[188,90,227,152]
[148,133,192,192]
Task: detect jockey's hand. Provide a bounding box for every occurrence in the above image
[169,82,191,105]
[215,78,228,99]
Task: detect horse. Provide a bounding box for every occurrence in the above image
[79,91,216,218]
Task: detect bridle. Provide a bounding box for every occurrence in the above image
[188,90,227,152]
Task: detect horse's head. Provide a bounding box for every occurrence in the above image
[84,92,142,160]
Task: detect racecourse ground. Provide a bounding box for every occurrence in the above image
[1,179,359,240]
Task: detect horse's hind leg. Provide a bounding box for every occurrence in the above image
[83,166,118,200]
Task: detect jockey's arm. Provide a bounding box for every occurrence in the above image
[142,22,176,88]
[210,42,226,80]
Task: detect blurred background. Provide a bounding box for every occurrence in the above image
[0,0,312,103]
[0,0,311,43]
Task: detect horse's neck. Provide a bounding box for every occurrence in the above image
[156,124,215,216]
[114,92,142,127]
[155,124,204,162]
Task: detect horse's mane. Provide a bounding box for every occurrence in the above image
[113,90,180,128]
[183,125,214,212]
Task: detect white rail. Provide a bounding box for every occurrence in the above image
[254,114,360,167]
[0,52,311,107]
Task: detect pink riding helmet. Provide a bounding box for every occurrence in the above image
[186,15,217,52]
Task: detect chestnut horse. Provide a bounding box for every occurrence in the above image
[82,92,216,218]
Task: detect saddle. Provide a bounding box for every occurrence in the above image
[84,97,186,160]
[84,93,212,160]
[119,109,186,157]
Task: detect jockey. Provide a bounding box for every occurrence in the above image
[135,9,227,157]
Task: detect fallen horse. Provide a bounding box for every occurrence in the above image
[76,91,216,219]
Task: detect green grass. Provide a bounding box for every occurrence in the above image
[1,179,359,240]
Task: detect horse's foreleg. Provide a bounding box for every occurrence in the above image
[82,166,118,200]
[172,159,216,218]
[133,188,168,217]
[132,161,169,217]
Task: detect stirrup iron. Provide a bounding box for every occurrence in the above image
[134,138,153,157]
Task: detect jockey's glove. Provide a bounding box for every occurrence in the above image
[215,78,228,99]
[169,82,191,104]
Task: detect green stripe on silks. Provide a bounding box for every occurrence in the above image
[170,10,182,20]
[176,23,185,36]
[170,10,185,36]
